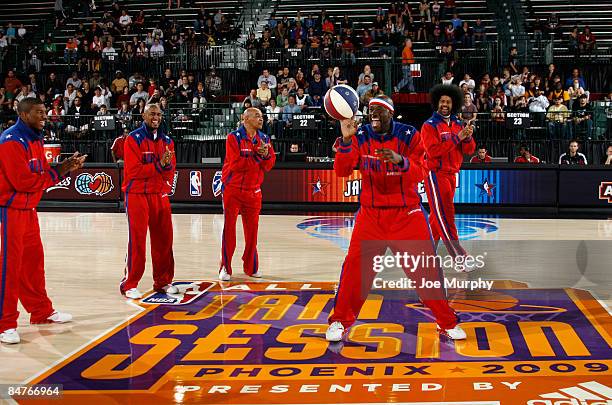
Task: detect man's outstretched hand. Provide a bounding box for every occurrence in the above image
[58,151,87,177]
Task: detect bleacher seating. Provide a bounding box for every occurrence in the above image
[523,0,611,57]
[270,0,497,59]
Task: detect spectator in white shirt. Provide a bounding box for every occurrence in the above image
[17,24,26,41]
[459,73,475,92]
[130,82,149,105]
[91,87,107,111]
[63,83,77,110]
[66,72,82,89]
[265,98,282,136]
[257,69,278,95]
[119,10,132,34]
[101,41,117,60]
[441,71,454,85]
[528,89,549,126]
[150,39,165,58]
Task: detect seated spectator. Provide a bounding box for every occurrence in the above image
[111,71,128,96]
[265,98,282,136]
[64,37,79,63]
[357,75,373,104]
[5,23,16,44]
[295,88,312,108]
[603,144,612,165]
[473,18,486,41]
[308,71,327,103]
[130,82,149,106]
[559,140,587,164]
[363,82,384,105]
[546,96,570,139]
[459,73,475,93]
[507,75,525,107]
[567,78,586,109]
[91,87,108,112]
[192,81,206,110]
[257,81,272,106]
[276,87,289,108]
[282,95,302,127]
[528,89,549,126]
[0,33,8,57]
[548,82,569,104]
[460,94,477,126]
[65,97,91,134]
[571,94,593,139]
[295,70,308,90]
[205,68,223,100]
[450,13,462,29]
[66,71,81,89]
[116,101,132,130]
[119,10,132,34]
[101,41,117,61]
[111,128,129,163]
[441,71,454,85]
[134,11,145,33]
[244,89,262,108]
[514,145,540,163]
[578,26,596,53]
[15,85,36,102]
[565,68,588,93]
[257,69,277,95]
[470,145,493,163]
[567,27,579,55]
[150,39,165,58]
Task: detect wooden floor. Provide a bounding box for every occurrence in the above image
[1,213,611,392]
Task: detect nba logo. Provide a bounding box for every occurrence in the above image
[190,171,202,197]
[212,171,223,197]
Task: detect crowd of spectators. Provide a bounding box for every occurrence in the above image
[443,62,601,141]
[0,66,224,141]
[2,1,239,75]
[246,2,488,65]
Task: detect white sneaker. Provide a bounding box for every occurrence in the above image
[251,271,262,278]
[0,329,20,344]
[439,324,467,340]
[325,321,346,342]
[219,268,231,281]
[159,284,179,294]
[125,288,143,299]
[47,311,73,323]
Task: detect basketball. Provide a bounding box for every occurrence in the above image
[324,84,360,120]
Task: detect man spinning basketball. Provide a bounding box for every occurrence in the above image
[327,96,466,342]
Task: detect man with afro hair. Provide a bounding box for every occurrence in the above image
[421,84,476,270]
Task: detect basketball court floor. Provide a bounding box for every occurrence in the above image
[1,212,611,404]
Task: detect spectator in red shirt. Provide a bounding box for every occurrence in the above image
[579,26,596,53]
[470,145,493,163]
[3,70,22,98]
[322,19,334,35]
[514,145,540,163]
[111,128,129,162]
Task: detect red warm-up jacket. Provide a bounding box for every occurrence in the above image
[0,118,64,209]
[221,126,276,192]
[334,121,427,208]
[421,112,476,175]
[122,123,176,194]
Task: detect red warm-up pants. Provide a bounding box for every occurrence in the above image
[329,206,458,330]
[0,208,55,333]
[121,193,174,293]
[220,187,261,276]
[424,171,467,257]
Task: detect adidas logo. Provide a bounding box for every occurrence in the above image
[527,381,612,405]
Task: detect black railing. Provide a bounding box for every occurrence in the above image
[13,109,609,164]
